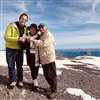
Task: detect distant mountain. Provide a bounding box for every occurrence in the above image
[55,48,100,58]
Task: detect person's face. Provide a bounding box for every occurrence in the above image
[19,15,28,27]
[39,27,46,33]
[30,27,36,35]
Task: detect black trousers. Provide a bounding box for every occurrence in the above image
[42,62,57,92]
[26,52,39,80]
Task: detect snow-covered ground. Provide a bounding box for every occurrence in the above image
[0,51,100,68]
[0,51,100,100]
[64,88,96,100]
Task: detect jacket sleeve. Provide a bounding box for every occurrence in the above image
[4,23,19,42]
[33,32,54,47]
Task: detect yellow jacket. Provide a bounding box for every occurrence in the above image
[4,23,27,49]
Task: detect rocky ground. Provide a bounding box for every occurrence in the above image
[0,57,100,100]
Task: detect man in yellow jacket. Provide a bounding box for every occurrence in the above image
[4,13,28,88]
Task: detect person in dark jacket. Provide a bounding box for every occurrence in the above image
[26,24,40,89]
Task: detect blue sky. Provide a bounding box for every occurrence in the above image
[0,0,100,49]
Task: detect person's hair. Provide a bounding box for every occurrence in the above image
[38,23,47,29]
[19,13,28,20]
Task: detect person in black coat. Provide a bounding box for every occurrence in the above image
[26,24,40,89]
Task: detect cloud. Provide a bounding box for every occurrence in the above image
[92,0,100,11]
[55,32,100,49]
[86,0,100,23]
[36,0,45,13]
[2,0,31,13]
[1,0,100,49]
[56,0,100,25]
[13,1,30,13]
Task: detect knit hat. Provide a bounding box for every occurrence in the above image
[30,23,37,30]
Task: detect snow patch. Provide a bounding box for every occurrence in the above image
[65,88,96,100]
